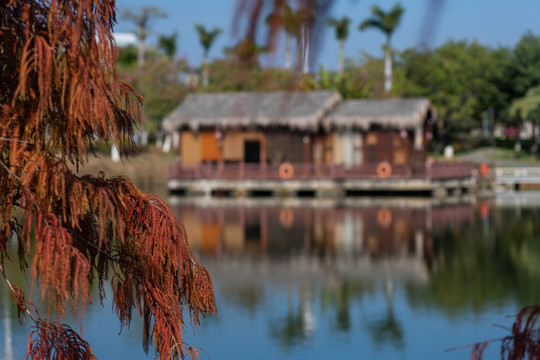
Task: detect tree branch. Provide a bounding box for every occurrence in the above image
[444,337,506,353]
[0,137,35,145]
[0,158,21,182]
[2,160,127,273]
[0,262,38,323]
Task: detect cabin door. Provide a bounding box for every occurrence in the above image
[244,140,260,163]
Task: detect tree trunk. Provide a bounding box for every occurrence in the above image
[301,25,310,74]
[338,39,344,75]
[384,47,392,92]
[137,32,145,68]
[284,35,292,70]
[295,38,301,73]
[202,55,209,87]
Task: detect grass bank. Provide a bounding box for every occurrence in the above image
[76,146,176,198]
[458,147,540,166]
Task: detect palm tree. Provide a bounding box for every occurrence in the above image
[359,3,405,92]
[123,7,166,68]
[326,16,350,75]
[296,6,316,74]
[157,32,178,59]
[282,5,302,71]
[194,24,223,87]
[264,4,300,71]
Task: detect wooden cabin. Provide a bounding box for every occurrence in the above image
[161,91,342,167]
[162,91,474,197]
[323,98,436,178]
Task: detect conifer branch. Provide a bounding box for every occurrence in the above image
[0,262,37,323]
[0,158,21,182]
[444,337,506,353]
[0,137,34,145]
[1,1,215,358]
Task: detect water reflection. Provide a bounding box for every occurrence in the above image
[407,197,540,314]
[4,196,540,359]
[171,198,479,354]
[172,199,475,263]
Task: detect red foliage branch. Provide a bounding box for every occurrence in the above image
[499,306,540,359]
[0,1,216,359]
[26,318,97,360]
[447,306,540,359]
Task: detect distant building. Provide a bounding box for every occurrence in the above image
[113,32,137,48]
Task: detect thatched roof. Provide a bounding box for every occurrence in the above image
[162,91,342,132]
[323,98,435,130]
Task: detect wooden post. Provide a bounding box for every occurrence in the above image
[303,134,313,176]
[260,133,267,178]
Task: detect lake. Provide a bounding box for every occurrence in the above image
[2,193,540,359]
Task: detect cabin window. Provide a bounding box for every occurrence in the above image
[366,133,377,145]
[414,125,424,150]
[393,133,404,147]
[341,132,351,166]
[267,133,304,163]
[393,133,407,165]
[394,149,407,164]
[244,140,260,163]
[244,223,261,243]
[352,133,363,166]
[341,132,363,167]
[365,131,393,163]
[223,132,243,161]
[324,135,333,164]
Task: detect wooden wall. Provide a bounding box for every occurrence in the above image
[179,126,427,167]
[223,131,262,162]
[266,133,305,163]
[181,130,220,165]
[180,131,200,166]
[200,131,221,162]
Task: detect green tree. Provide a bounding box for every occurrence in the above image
[117,44,138,66]
[359,2,405,92]
[510,86,540,147]
[505,31,540,98]
[0,1,215,359]
[326,17,350,75]
[204,58,302,92]
[394,41,509,147]
[194,24,223,87]
[318,63,376,99]
[123,7,167,68]
[509,86,540,120]
[119,57,192,137]
[158,32,179,59]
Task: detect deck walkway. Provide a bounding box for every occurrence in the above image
[494,166,540,190]
[166,161,477,198]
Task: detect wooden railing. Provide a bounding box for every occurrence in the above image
[166,161,476,181]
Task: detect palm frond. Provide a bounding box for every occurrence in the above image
[358,2,405,44]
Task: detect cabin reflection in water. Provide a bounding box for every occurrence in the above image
[174,201,479,354]
[172,202,474,261]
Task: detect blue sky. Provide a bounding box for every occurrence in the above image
[114,0,540,71]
